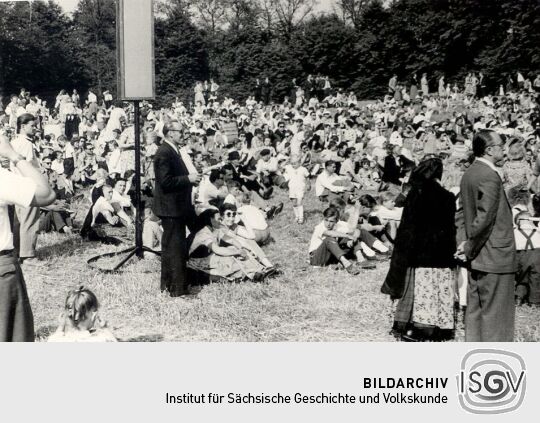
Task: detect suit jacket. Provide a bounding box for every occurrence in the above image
[459,160,517,273]
[152,142,194,219]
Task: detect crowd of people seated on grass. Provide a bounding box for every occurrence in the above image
[1,69,539,341]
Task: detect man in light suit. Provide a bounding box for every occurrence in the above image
[456,130,517,341]
[153,121,201,297]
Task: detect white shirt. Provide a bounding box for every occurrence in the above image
[197,178,226,205]
[111,190,132,209]
[0,169,36,251]
[238,205,268,231]
[10,134,36,175]
[256,157,279,174]
[309,221,328,253]
[315,171,346,197]
[284,165,309,193]
[92,196,115,226]
[51,159,64,175]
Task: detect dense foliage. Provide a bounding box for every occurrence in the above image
[0,0,538,105]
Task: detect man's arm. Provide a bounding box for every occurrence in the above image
[0,134,55,206]
[154,153,194,193]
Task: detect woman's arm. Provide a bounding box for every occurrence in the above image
[210,243,244,257]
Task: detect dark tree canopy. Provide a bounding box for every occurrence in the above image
[0,0,538,104]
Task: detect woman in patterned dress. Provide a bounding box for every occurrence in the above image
[381,158,457,341]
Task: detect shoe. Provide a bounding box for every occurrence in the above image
[273,202,284,217]
[400,329,424,342]
[253,272,266,282]
[266,206,277,220]
[345,264,360,275]
[357,261,376,269]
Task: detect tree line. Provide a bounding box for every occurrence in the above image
[0,0,538,106]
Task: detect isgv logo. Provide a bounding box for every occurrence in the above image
[457,349,526,414]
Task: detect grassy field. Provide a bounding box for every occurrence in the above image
[26,188,540,342]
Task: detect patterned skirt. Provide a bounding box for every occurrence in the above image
[412,267,455,329]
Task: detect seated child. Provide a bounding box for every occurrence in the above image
[308,206,363,274]
[329,197,385,267]
[142,206,163,257]
[48,286,117,342]
[371,191,403,241]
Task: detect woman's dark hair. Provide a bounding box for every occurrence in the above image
[409,158,443,187]
[198,208,220,228]
[358,194,377,208]
[219,202,237,215]
[343,147,355,159]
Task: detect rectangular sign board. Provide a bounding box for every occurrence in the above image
[116,0,155,100]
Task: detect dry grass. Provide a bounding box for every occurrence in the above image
[26,189,540,342]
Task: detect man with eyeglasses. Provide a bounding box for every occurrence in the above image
[456,130,517,341]
[153,120,201,297]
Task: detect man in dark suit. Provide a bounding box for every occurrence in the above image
[153,121,201,297]
[456,130,517,341]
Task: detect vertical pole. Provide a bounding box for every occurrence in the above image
[133,100,143,258]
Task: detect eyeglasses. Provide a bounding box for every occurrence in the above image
[42,161,51,165]
[224,211,237,217]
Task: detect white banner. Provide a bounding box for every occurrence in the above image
[1,343,538,422]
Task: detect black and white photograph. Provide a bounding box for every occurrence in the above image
[0,0,539,344]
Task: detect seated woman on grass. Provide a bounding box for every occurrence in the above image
[219,203,275,272]
[188,207,270,282]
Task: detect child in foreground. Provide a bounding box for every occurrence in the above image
[48,286,117,342]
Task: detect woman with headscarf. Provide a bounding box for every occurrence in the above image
[381,158,457,341]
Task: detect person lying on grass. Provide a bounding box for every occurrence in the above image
[308,206,370,275]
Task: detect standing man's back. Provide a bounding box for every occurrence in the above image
[457,130,517,341]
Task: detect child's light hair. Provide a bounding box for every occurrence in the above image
[378,191,396,205]
[64,286,99,328]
